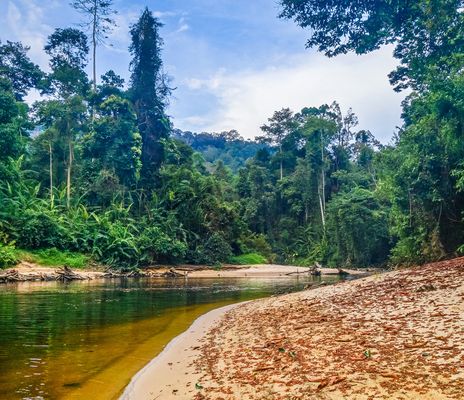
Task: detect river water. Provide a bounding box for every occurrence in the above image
[0,275,341,399]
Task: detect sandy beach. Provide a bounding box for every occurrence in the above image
[121,257,464,400]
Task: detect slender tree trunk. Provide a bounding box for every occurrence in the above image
[66,140,73,209]
[92,5,97,92]
[319,187,325,227]
[279,144,283,180]
[320,130,326,214]
[49,142,54,208]
[409,188,413,227]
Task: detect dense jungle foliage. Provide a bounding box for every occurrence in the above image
[0,1,463,270]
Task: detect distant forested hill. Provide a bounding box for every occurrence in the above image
[172,129,267,172]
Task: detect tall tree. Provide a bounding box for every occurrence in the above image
[129,8,172,187]
[257,108,295,180]
[82,95,142,191]
[0,40,43,100]
[0,78,28,181]
[40,28,89,207]
[70,0,117,90]
[44,28,90,98]
[278,0,464,92]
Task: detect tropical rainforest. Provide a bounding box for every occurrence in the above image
[0,0,463,271]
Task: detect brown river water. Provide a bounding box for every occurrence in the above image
[0,275,343,399]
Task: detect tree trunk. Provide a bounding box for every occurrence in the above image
[49,141,54,208]
[279,144,283,180]
[320,130,326,213]
[319,188,325,227]
[66,140,73,209]
[92,6,97,91]
[320,129,326,227]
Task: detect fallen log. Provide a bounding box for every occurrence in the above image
[55,266,86,282]
[161,268,187,278]
[0,269,26,283]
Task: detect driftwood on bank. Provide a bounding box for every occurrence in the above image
[284,263,351,277]
[0,269,27,283]
[55,266,86,282]
[161,268,187,278]
[0,266,89,283]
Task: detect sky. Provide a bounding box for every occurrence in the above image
[0,0,406,143]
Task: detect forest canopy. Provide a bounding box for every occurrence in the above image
[0,1,463,270]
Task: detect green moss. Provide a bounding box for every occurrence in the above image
[229,253,267,265]
[17,248,90,269]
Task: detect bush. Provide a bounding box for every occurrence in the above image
[13,210,70,249]
[0,243,18,269]
[190,233,232,265]
[238,233,273,258]
[138,226,187,264]
[92,219,140,270]
[229,253,267,265]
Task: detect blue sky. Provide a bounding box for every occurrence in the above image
[1,0,406,142]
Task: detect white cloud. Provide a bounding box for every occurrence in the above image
[5,0,53,70]
[175,16,189,33]
[176,47,406,143]
[176,23,189,33]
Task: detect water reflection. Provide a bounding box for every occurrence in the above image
[0,275,341,399]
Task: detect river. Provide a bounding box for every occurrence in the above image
[0,275,342,399]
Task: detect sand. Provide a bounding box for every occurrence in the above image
[121,257,464,400]
[120,303,245,400]
[182,264,364,278]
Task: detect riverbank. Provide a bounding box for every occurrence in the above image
[0,262,366,283]
[122,257,464,399]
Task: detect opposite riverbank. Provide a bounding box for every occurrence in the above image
[0,262,366,283]
[121,257,464,400]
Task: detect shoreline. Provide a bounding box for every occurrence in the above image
[121,257,464,400]
[0,262,367,284]
[119,302,248,400]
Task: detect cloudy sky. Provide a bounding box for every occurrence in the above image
[1,0,406,142]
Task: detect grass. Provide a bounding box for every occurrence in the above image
[16,248,90,269]
[229,253,267,265]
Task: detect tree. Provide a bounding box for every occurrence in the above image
[0,78,28,181]
[278,0,464,91]
[40,28,90,208]
[33,97,87,208]
[129,8,172,187]
[297,106,338,227]
[70,0,117,90]
[257,108,295,180]
[81,95,142,194]
[326,188,390,266]
[44,28,90,97]
[0,40,43,100]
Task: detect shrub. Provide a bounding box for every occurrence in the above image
[238,233,273,258]
[13,210,70,249]
[190,233,232,265]
[92,219,140,270]
[138,226,187,264]
[0,243,18,269]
